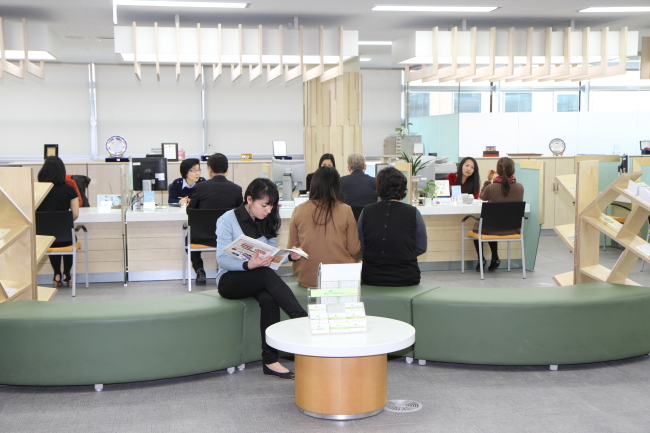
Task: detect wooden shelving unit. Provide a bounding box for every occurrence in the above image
[569,161,650,286]
[0,167,55,302]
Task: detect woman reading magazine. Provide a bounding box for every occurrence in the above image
[216,178,308,380]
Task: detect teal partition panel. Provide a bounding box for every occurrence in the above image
[516,163,542,271]
[599,162,620,193]
[409,114,459,161]
[640,165,650,184]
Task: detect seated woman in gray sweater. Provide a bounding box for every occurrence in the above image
[357,167,427,286]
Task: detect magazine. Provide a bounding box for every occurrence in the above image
[222,234,308,270]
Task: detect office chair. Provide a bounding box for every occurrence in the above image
[182,208,232,292]
[461,201,526,280]
[35,211,89,297]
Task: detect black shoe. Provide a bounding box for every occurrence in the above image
[195,269,206,286]
[476,259,486,272]
[263,364,294,380]
[488,258,501,271]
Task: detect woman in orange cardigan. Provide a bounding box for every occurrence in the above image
[288,166,360,287]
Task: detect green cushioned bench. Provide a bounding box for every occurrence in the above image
[412,283,650,367]
[0,294,245,386]
[201,283,437,364]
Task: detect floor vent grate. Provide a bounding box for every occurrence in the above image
[384,400,423,413]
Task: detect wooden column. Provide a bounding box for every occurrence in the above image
[303,72,362,174]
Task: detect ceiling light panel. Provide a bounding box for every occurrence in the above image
[358,41,392,45]
[372,5,499,12]
[579,7,650,12]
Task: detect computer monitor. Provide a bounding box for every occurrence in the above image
[131,157,168,191]
[272,141,287,159]
[271,160,307,201]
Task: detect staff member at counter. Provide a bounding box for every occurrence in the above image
[305,153,336,192]
[168,158,206,205]
[446,156,481,199]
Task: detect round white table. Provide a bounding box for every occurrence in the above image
[266,316,415,420]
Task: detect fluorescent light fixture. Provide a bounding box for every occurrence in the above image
[1,50,57,61]
[360,57,372,61]
[580,6,650,12]
[358,41,392,46]
[372,5,499,12]
[113,0,250,24]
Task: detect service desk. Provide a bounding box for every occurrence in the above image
[37,203,531,283]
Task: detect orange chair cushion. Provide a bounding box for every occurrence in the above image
[467,231,521,240]
[190,244,215,250]
[612,217,626,224]
[47,242,82,253]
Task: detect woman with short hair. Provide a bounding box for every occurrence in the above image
[168,158,206,205]
[288,166,360,287]
[357,167,427,286]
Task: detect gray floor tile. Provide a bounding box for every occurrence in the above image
[475,413,610,433]
[113,402,238,433]
[356,419,484,433]
[590,410,650,433]
[0,407,117,433]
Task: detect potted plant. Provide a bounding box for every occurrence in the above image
[400,151,429,177]
[395,122,413,139]
[421,179,438,206]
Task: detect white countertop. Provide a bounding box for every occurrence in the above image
[77,207,122,223]
[265,316,415,357]
[76,201,531,224]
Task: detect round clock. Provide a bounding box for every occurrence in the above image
[549,138,566,156]
[106,136,128,158]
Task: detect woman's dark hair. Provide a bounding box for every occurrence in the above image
[180,158,200,179]
[318,153,336,168]
[309,166,341,229]
[455,156,480,195]
[244,178,281,239]
[376,167,407,201]
[38,156,66,185]
[496,157,515,196]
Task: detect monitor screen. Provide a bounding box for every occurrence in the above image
[131,157,168,191]
[271,160,307,192]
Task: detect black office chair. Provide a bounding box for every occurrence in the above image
[351,206,365,222]
[182,208,232,292]
[461,202,526,280]
[35,211,88,297]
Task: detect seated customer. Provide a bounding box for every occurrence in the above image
[305,153,335,192]
[36,156,80,287]
[473,156,524,271]
[168,158,206,205]
[288,166,360,287]
[358,167,427,286]
[186,153,243,285]
[446,156,480,199]
[340,153,378,207]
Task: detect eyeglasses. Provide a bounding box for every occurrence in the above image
[188,169,201,173]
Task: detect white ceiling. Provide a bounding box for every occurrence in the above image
[1,0,649,68]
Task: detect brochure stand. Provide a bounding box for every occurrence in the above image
[307,263,367,334]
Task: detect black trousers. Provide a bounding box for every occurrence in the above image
[49,240,74,279]
[218,268,307,364]
[473,240,499,260]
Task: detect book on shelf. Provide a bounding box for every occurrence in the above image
[598,215,623,232]
[625,181,650,205]
[221,234,308,271]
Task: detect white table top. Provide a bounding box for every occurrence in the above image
[77,207,122,223]
[266,316,415,357]
[126,206,189,222]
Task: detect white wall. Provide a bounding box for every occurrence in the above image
[1,64,403,160]
[362,69,402,157]
[459,112,650,157]
[0,63,90,158]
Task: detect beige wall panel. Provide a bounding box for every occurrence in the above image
[86,163,125,207]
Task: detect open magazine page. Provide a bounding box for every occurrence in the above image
[222,234,308,270]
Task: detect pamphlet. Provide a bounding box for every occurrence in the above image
[143,191,155,210]
[308,302,367,334]
[222,234,308,270]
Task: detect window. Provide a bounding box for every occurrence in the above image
[504,93,532,112]
[556,94,579,112]
[409,92,430,117]
[453,93,482,113]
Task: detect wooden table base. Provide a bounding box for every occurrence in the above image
[294,353,388,420]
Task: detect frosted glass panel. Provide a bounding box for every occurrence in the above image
[96,64,203,158]
[0,63,90,158]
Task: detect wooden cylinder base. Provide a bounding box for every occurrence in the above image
[294,353,387,419]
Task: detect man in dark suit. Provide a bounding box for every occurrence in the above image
[340,153,378,209]
[186,153,243,285]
